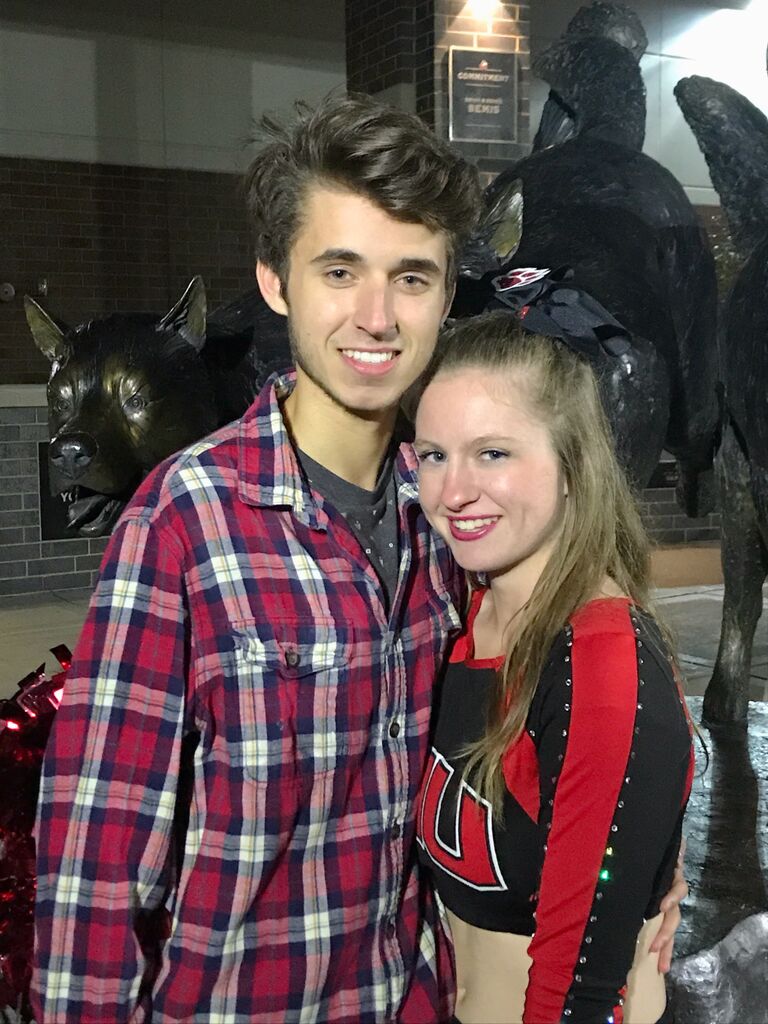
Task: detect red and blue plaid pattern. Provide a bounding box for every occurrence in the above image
[33,373,462,1023]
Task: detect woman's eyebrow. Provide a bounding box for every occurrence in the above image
[471,434,515,445]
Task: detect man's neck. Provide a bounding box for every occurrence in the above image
[283,377,398,491]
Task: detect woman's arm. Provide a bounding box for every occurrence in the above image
[523,609,691,1024]
[650,839,689,971]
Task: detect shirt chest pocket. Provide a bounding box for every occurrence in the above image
[225,620,365,781]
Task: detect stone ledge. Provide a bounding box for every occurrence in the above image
[0,385,46,408]
[651,544,722,587]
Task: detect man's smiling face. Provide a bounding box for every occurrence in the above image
[258,184,453,419]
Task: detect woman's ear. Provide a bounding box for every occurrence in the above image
[256,261,289,317]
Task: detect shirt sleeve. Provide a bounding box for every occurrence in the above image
[32,511,188,1024]
[523,620,689,1024]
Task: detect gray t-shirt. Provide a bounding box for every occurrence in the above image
[297,447,400,611]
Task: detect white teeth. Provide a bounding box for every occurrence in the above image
[452,518,498,532]
[342,349,396,364]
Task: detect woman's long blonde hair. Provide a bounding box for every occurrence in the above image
[419,311,655,810]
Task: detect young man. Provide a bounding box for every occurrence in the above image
[33,95,686,1023]
[32,95,480,1024]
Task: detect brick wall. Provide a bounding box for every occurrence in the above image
[0,403,108,600]
[345,0,530,177]
[0,157,255,385]
[640,486,720,546]
[347,1,432,99]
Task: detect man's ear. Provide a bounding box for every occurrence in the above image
[443,280,456,323]
[256,261,289,317]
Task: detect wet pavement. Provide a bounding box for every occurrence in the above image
[675,698,768,958]
[658,587,767,1023]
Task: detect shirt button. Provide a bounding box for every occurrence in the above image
[285,650,300,668]
[391,823,401,840]
[389,720,401,738]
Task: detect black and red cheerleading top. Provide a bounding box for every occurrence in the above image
[416,592,694,1024]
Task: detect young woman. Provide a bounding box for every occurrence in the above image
[413,311,694,1024]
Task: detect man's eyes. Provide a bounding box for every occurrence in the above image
[322,269,432,289]
[399,274,430,290]
[325,268,353,283]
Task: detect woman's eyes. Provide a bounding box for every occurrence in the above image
[416,449,445,464]
[416,449,509,463]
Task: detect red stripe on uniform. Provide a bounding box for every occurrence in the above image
[524,600,638,1023]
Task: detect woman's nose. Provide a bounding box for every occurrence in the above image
[440,464,480,510]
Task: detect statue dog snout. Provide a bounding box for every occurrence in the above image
[49,433,98,480]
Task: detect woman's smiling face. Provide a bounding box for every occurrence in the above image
[414,366,568,579]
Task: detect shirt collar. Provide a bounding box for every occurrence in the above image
[237,370,421,527]
[237,371,328,528]
[395,442,420,509]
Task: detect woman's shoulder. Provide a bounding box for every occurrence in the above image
[568,595,637,641]
[555,595,679,713]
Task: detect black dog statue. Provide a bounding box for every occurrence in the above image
[675,73,768,724]
[25,279,290,537]
[476,32,719,517]
[533,0,648,152]
[454,179,670,493]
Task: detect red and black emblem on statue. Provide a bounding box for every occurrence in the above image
[416,748,507,891]
[492,266,551,291]
[488,264,632,359]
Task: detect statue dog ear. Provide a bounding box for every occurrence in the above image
[24,296,70,363]
[487,176,524,264]
[457,177,524,282]
[157,276,207,352]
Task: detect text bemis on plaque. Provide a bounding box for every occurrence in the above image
[449,47,519,144]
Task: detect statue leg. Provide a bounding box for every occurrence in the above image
[658,227,719,518]
[596,340,670,490]
[704,421,768,725]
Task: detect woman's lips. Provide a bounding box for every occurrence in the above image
[447,516,500,541]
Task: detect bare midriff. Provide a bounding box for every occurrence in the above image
[448,908,667,1024]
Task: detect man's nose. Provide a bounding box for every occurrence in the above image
[355,281,397,339]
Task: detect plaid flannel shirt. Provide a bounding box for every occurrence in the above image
[33,372,463,1024]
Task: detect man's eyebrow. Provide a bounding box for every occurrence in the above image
[393,257,442,276]
[310,248,364,265]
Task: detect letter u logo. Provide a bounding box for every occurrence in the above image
[417,748,507,891]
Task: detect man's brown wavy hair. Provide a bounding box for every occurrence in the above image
[244,93,483,287]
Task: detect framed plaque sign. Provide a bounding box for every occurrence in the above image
[449,47,518,144]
